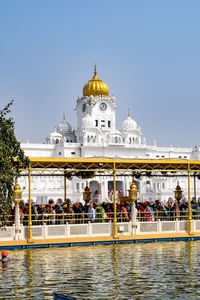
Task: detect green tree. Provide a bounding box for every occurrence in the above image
[0,100,29,225]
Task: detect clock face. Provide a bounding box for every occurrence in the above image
[100,102,107,111]
[82,103,86,112]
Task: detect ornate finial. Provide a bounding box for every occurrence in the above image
[94,63,97,75]
[128,108,130,117]
[63,112,66,121]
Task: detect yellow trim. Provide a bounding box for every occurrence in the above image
[14,157,200,172]
[0,232,200,247]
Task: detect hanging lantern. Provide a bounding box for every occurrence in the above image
[13,182,22,205]
[128,181,138,203]
[174,184,183,201]
[83,185,91,203]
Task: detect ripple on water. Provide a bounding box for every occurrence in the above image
[0,241,200,299]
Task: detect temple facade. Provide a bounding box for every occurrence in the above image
[19,67,200,204]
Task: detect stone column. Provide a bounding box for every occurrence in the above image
[14,199,21,240]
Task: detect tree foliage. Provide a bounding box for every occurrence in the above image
[0,101,29,224]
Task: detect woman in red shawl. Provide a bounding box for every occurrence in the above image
[144,203,153,222]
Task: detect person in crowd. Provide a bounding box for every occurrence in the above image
[119,202,129,222]
[149,204,155,221]
[54,204,63,224]
[138,203,145,222]
[96,204,106,223]
[49,206,56,225]
[144,203,152,222]
[158,202,168,221]
[105,203,113,222]
[67,205,75,224]
[73,202,83,223]
[167,202,175,220]
[31,204,38,225]
[48,199,54,206]
[88,203,96,222]
[194,202,200,219]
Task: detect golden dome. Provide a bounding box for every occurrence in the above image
[83,65,109,97]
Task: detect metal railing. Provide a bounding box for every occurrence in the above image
[137,210,189,222]
[0,215,15,227]
[21,211,131,226]
[4,209,200,226]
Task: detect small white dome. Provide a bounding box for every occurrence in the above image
[57,122,72,134]
[122,115,137,131]
[57,113,72,134]
[45,130,63,144]
[49,130,63,139]
[81,113,95,128]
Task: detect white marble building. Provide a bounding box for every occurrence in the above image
[19,67,200,204]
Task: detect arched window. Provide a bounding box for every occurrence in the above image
[87,136,90,142]
[56,139,59,144]
[129,137,131,144]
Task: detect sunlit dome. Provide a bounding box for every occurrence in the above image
[49,130,63,139]
[122,112,137,131]
[57,113,72,134]
[83,65,109,97]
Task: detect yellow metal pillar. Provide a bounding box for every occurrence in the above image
[113,163,118,238]
[194,173,197,204]
[188,164,192,235]
[28,166,32,241]
[64,172,67,201]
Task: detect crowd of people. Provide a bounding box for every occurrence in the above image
[6,197,200,226]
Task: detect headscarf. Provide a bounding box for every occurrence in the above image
[1,250,8,257]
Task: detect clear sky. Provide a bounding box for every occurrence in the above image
[1,0,200,147]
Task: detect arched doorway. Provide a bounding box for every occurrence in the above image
[89,181,100,202]
[107,181,124,201]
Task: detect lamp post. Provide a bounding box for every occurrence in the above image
[128,179,138,235]
[13,182,22,240]
[64,171,67,202]
[174,182,183,208]
[194,173,197,204]
[83,183,91,204]
[28,166,32,241]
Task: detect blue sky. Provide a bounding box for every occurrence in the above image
[0,0,200,147]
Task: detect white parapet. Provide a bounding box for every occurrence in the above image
[2,219,200,242]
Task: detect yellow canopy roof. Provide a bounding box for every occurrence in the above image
[16,157,200,173]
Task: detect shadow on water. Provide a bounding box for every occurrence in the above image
[0,241,200,299]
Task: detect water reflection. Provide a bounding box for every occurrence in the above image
[1,242,200,299]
